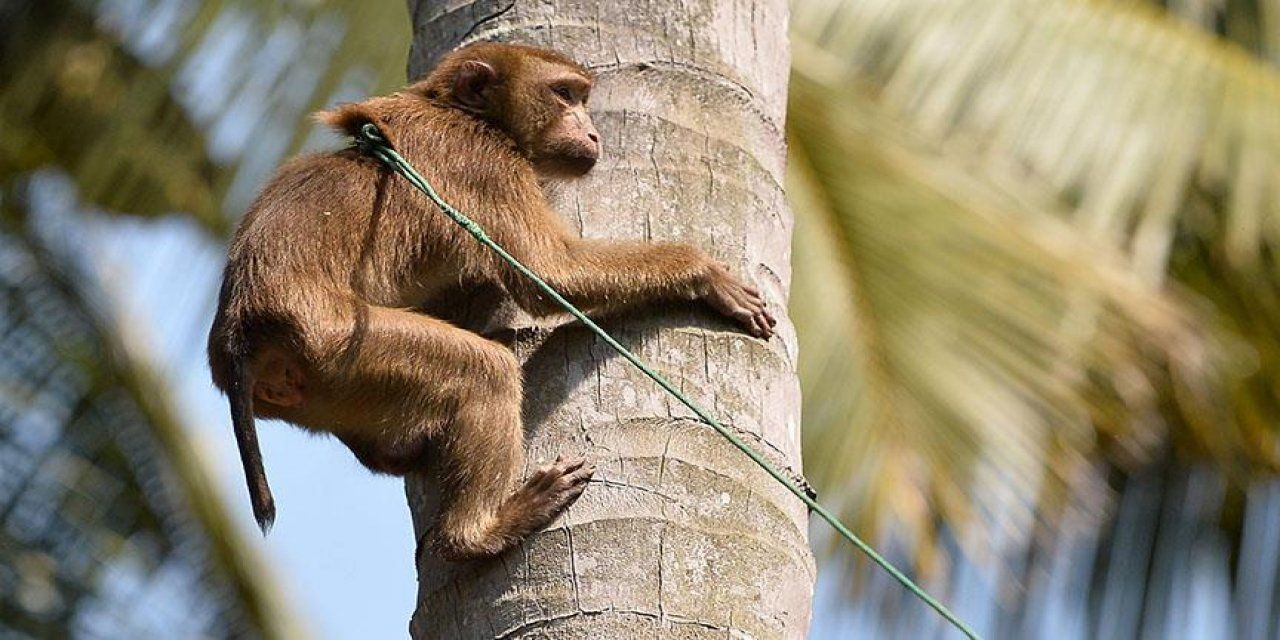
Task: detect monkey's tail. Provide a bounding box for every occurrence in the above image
[230,358,276,534]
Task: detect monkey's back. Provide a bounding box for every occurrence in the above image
[208,150,405,385]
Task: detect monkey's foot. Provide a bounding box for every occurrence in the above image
[512,456,595,529]
[433,457,594,562]
[704,264,777,339]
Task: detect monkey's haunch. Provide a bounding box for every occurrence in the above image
[351,122,980,640]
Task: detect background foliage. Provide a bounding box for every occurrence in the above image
[0,0,407,636]
[792,0,1280,637]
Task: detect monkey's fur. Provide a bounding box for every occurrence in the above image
[207,43,775,561]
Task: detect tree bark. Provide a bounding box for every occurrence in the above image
[404,1,813,638]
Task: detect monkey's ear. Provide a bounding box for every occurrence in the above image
[453,60,497,110]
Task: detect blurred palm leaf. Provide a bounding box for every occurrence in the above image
[1,0,412,636]
[789,0,1280,565]
[0,0,223,228]
[0,182,301,638]
[1131,0,1280,64]
[0,0,411,234]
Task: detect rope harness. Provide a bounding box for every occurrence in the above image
[354,122,981,639]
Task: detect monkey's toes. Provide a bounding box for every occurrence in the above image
[528,457,593,493]
[533,456,585,482]
[558,465,595,498]
[549,459,593,493]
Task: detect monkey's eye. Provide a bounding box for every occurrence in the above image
[552,85,574,102]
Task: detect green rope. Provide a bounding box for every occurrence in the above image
[355,122,981,640]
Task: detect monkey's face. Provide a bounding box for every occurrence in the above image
[439,45,601,178]
[512,63,600,178]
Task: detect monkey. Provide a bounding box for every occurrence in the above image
[206,42,776,561]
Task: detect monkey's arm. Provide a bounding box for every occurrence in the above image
[503,236,776,339]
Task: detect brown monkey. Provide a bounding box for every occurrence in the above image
[207,42,775,561]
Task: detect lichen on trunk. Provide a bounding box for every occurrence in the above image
[404,1,813,637]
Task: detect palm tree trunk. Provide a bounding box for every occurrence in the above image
[404,2,813,637]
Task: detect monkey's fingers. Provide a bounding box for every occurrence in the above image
[718,296,768,337]
[740,293,776,339]
[734,308,771,339]
[731,282,768,310]
[704,277,775,339]
[760,310,777,335]
[751,311,775,340]
[733,292,775,339]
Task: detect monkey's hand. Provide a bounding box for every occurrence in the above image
[702,263,776,339]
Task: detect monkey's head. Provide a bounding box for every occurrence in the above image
[424,43,601,178]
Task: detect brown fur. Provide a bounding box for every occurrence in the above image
[207,42,774,560]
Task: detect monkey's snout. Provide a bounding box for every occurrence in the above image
[571,138,601,172]
[578,133,600,161]
[567,154,597,175]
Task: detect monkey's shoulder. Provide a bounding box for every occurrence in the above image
[273,149,381,194]
[238,151,377,221]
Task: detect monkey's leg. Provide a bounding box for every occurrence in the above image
[310,306,594,560]
[430,345,595,560]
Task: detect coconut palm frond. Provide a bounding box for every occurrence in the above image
[789,0,1280,559]
[0,0,223,229]
[792,0,1280,287]
[1126,0,1280,62]
[789,65,1212,558]
[0,1,415,636]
